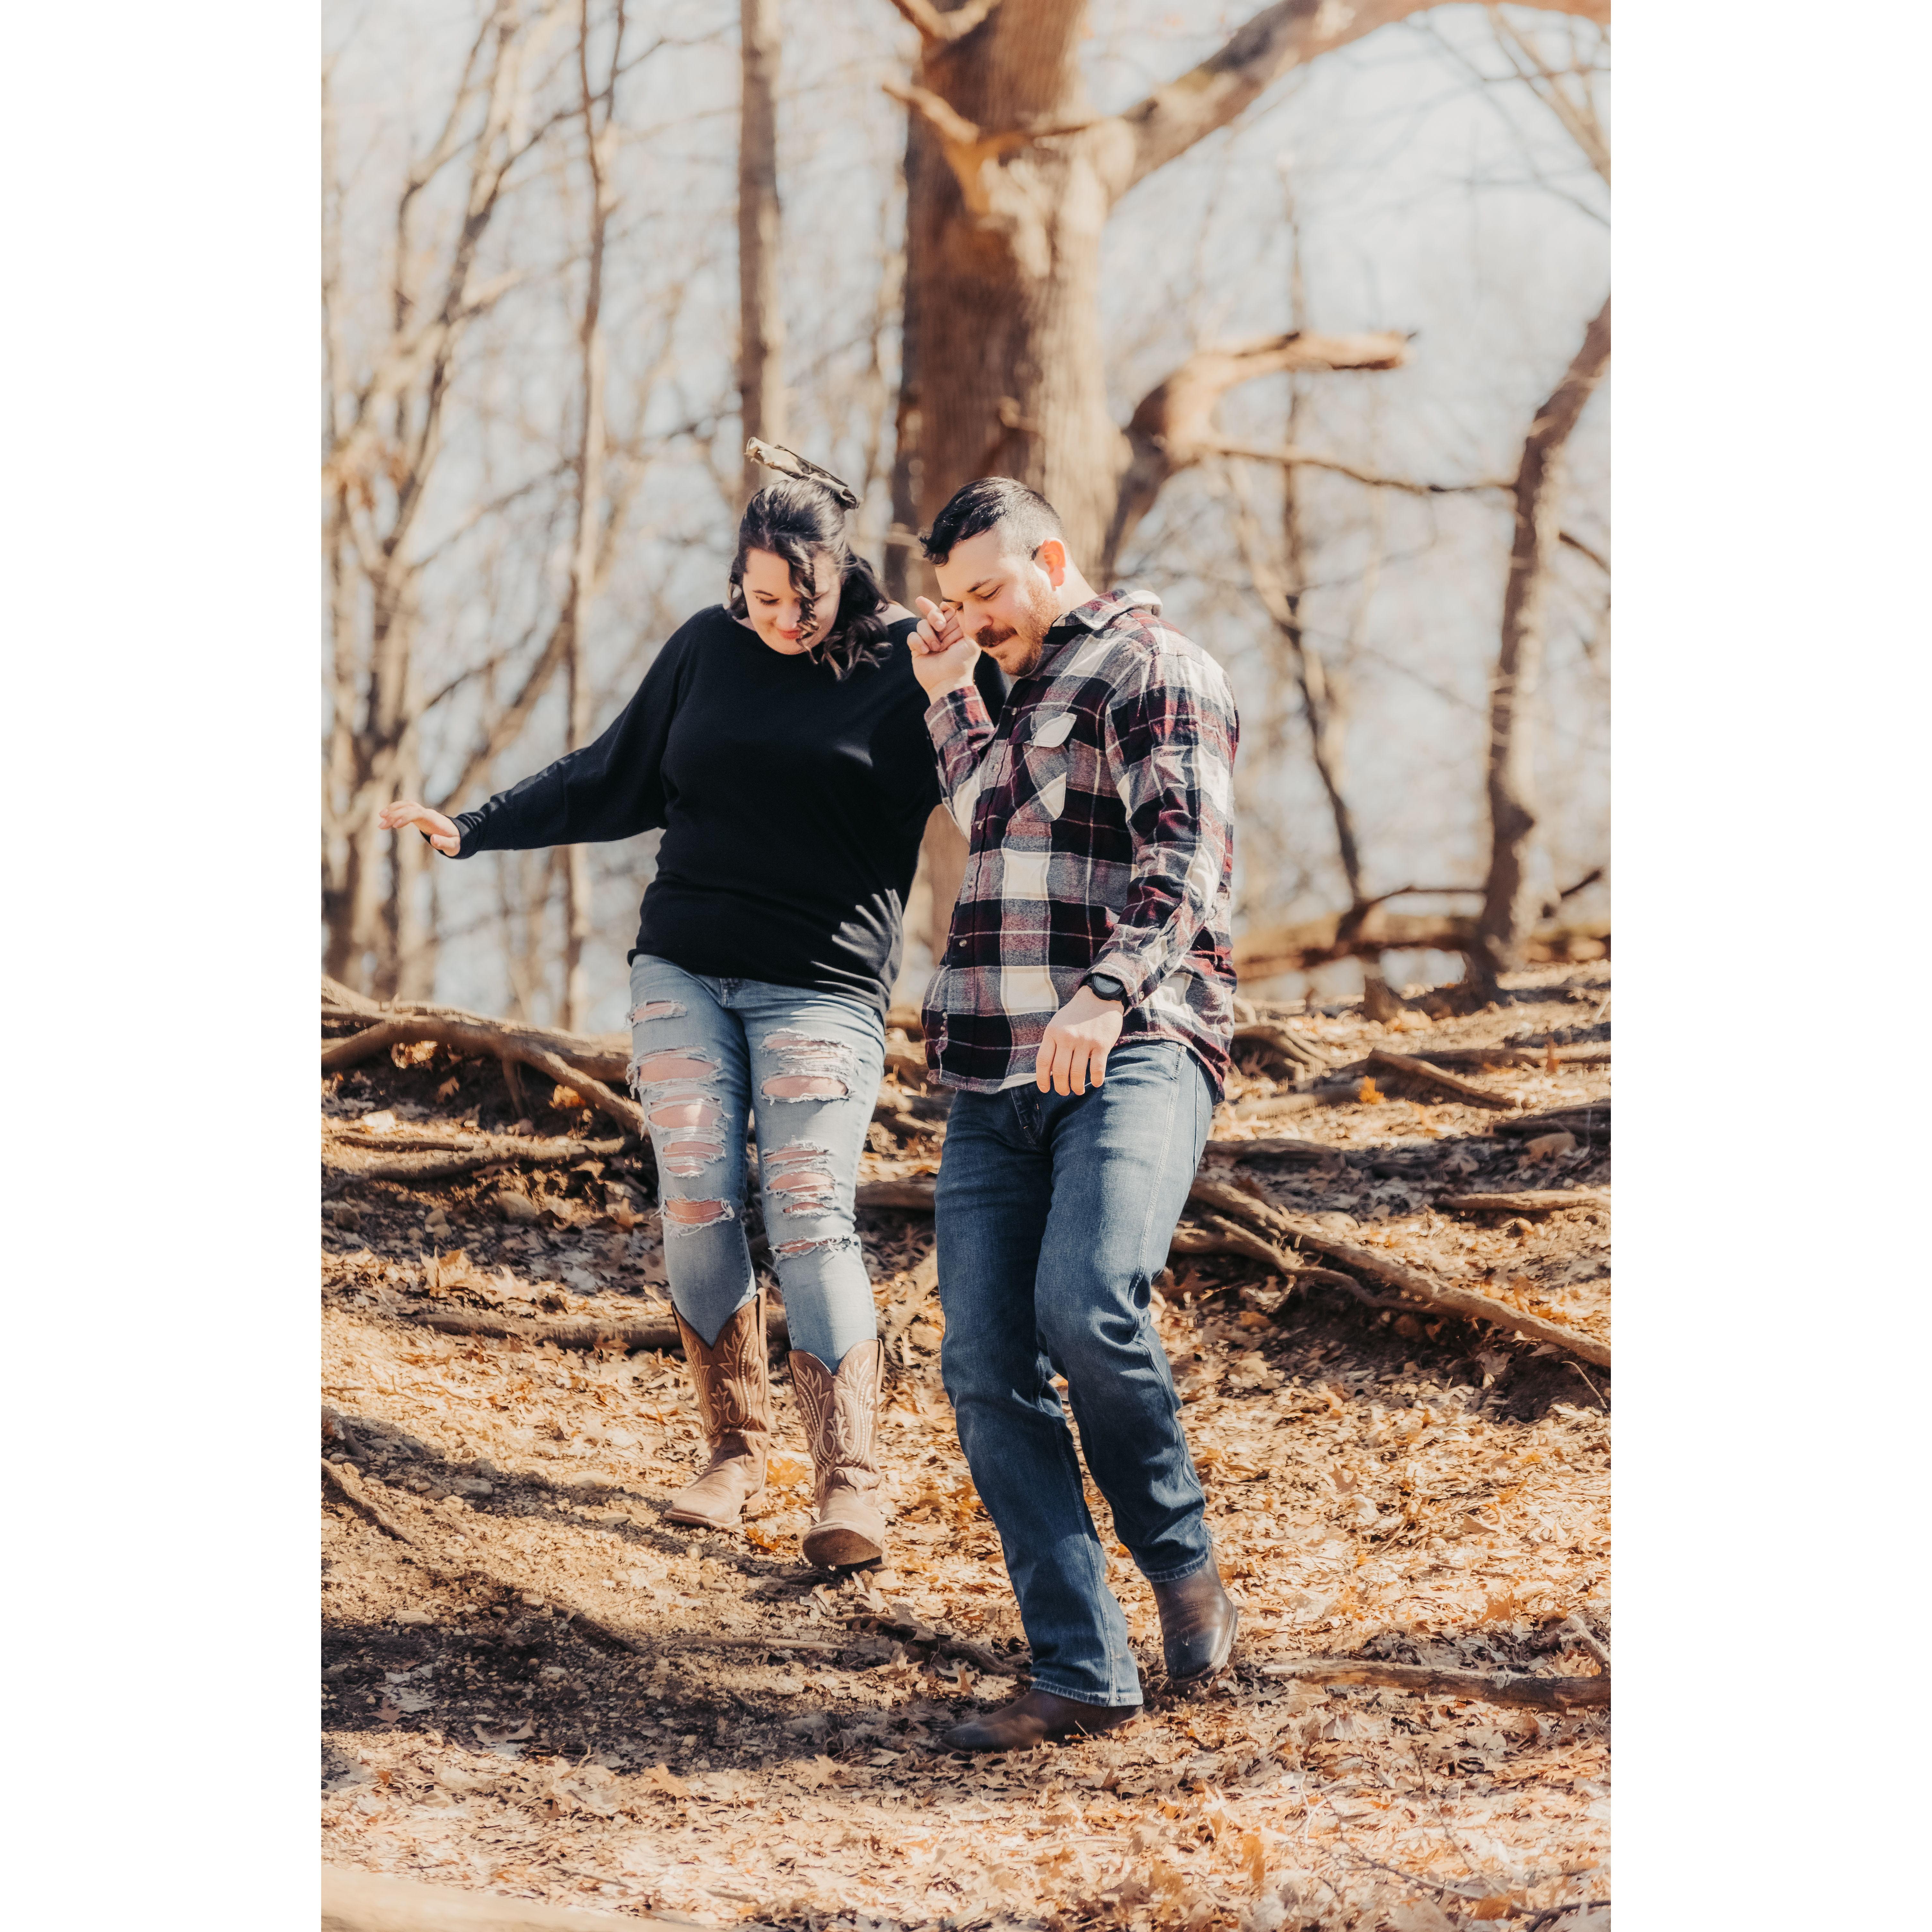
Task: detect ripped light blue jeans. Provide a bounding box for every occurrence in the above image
[626,953,885,1369]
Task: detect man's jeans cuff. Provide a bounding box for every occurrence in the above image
[1135,1548,1216,1586]
[1026,1675,1144,1710]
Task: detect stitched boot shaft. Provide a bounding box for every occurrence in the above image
[790,1339,887,1568]
[664,1293,770,1530]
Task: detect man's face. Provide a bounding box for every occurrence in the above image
[931,527,1064,678]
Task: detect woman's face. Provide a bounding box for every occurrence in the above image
[739,546,841,655]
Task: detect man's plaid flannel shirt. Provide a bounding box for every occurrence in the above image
[920,588,1239,1098]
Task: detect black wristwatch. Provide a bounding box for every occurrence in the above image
[1084,970,1127,1005]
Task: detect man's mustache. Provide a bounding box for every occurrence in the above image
[974,622,1019,650]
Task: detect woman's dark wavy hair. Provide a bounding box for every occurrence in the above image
[726,476,891,680]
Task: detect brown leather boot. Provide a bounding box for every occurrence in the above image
[663,1292,770,1530]
[943,1688,1140,1753]
[790,1338,887,1569]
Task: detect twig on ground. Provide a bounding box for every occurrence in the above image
[841,1611,1022,1677]
[1169,1217,1407,1308]
[1436,1190,1608,1215]
[1493,1103,1609,1140]
[1260,1657,1608,1710]
[1366,1048,1517,1111]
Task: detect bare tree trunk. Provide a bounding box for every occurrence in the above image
[560,0,622,1031]
[1475,292,1611,983]
[738,0,785,505]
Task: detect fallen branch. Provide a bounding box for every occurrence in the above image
[1234,912,1607,977]
[1493,1103,1610,1141]
[1187,1174,1611,1370]
[856,1177,944,1212]
[1405,1043,1610,1069]
[1260,1656,1608,1710]
[323,1128,633,1184]
[402,1305,790,1357]
[1169,1217,1399,1307]
[1231,1020,1331,1074]
[321,1457,644,1655]
[1366,1048,1518,1111]
[1208,1134,1335,1161]
[1436,1190,1609,1215]
[322,1862,687,1931]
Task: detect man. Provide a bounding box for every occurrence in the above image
[907,477,1241,1751]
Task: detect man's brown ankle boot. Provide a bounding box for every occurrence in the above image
[664,1292,770,1530]
[790,1337,887,1568]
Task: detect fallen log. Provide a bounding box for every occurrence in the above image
[322,1863,689,1932]
[1437,1189,1609,1215]
[323,1129,633,1184]
[1260,1656,1607,1711]
[1406,1043,1610,1069]
[1186,1174,1611,1370]
[1169,1217,1397,1306]
[401,1304,790,1356]
[856,1177,944,1212]
[1366,1048,1517,1111]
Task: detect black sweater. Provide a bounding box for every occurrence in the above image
[453,606,996,1016]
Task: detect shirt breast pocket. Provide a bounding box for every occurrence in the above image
[1011,708,1078,829]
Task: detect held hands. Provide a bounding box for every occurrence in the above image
[377,799,461,857]
[1036,984,1126,1096]
[908,595,979,699]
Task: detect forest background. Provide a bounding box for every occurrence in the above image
[321,0,1611,1027]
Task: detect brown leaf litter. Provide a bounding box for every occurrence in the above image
[322,965,1610,1930]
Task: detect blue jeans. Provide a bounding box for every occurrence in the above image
[626,955,885,1369]
[934,1040,1217,1706]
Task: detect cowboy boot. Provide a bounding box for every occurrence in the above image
[943,1688,1140,1753]
[663,1291,770,1530]
[789,1337,887,1568]
[1150,1559,1240,1690]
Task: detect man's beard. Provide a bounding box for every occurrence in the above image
[975,577,1060,677]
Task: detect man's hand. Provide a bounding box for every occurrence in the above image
[1036,984,1125,1096]
[378,799,461,857]
[908,595,979,699]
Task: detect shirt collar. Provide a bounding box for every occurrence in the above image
[1036,587,1162,673]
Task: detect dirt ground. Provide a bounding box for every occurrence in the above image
[321,964,1610,1931]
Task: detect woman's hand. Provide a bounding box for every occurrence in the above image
[378,799,461,857]
[909,595,980,699]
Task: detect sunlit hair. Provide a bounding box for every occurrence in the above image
[726,479,891,680]
[920,476,1064,566]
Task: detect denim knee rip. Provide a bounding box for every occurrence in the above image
[628,1047,734,1228]
[758,1029,854,1102]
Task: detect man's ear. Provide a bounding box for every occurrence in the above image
[1035,537,1067,586]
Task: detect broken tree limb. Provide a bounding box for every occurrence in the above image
[1366,1048,1517,1111]
[1231,1020,1331,1074]
[1260,1656,1607,1711]
[1186,1174,1611,1370]
[841,1611,1021,1679]
[1493,1102,1610,1141]
[401,1304,790,1357]
[323,1128,633,1184]
[1168,1217,1399,1309]
[1406,1043,1610,1069]
[1437,1190,1609,1215]
[322,1862,685,1931]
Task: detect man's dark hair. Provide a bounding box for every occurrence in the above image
[921,477,1065,567]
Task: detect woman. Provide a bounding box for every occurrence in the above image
[380,461,983,1568]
